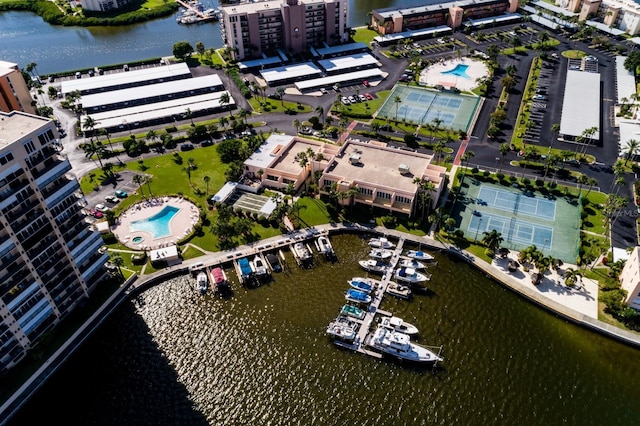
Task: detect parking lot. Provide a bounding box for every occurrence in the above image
[84,170,145,219]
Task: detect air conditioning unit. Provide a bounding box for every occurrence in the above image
[349,153,361,164]
[398,164,410,174]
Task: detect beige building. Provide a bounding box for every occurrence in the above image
[619,246,640,310]
[0,61,36,115]
[219,0,349,61]
[559,0,640,35]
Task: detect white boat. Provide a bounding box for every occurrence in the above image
[368,237,395,249]
[251,255,268,276]
[406,250,434,261]
[358,259,387,275]
[386,282,412,299]
[395,267,430,284]
[316,235,335,257]
[196,271,208,294]
[293,242,312,262]
[380,316,419,335]
[327,316,358,342]
[348,278,374,293]
[368,326,443,363]
[340,304,365,320]
[398,258,426,270]
[368,248,393,260]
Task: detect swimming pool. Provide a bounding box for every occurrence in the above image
[130,206,180,239]
[441,64,470,80]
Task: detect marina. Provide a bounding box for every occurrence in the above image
[175,0,219,25]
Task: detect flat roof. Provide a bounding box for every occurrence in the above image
[80,74,223,109]
[317,53,379,73]
[244,134,296,170]
[270,140,321,174]
[82,91,234,131]
[314,42,369,57]
[0,111,50,148]
[559,70,600,139]
[616,56,636,105]
[327,141,434,193]
[374,25,452,43]
[586,20,624,36]
[238,56,282,70]
[465,13,521,27]
[259,63,322,85]
[212,181,238,203]
[295,69,385,90]
[531,0,578,17]
[618,120,640,148]
[61,63,191,94]
[374,0,502,19]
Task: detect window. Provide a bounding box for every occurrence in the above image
[396,195,411,204]
[377,192,391,200]
[24,141,36,154]
[359,187,372,196]
[0,152,14,165]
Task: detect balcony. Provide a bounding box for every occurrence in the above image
[35,159,72,189]
[45,180,80,209]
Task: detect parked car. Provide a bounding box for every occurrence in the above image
[89,209,103,219]
[105,195,119,204]
[348,95,357,103]
[320,87,328,94]
[95,204,110,213]
[115,189,128,198]
[180,143,194,151]
[48,75,55,83]
[201,139,214,147]
[358,94,367,102]
[341,97,350,105]
[75,72,81,79]
[533,94,548,101]
[364,93,373,100]
[362,80,369,87]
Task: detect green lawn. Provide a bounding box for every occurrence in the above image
[562,50,586,59]
[296,196,333,226]
[352,27,378,45]
[248,97,313,114]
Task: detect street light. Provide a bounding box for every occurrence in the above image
[542,238,549,253]
[474,217,483,243]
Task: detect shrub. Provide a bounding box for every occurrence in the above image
[381,215,398,228]
[131,252,147,265]
[101,232,117,244]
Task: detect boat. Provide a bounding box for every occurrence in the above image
[316,235,335,257]
[210,267,229,292]
[340,304,365,320]
[266,252,282,272]
[326,316,358,342]
[395,267,430,284]
[398,258,426,270]
[196,271,208,294]
[368,237,395,249]
[293,242,312,262]
[368,326,443,363]
[238,257,254,280]
[406,250,434,261]
[348,278,374,293]
[386,282,412,299]
[251,255,268,276]
[345,288,372,304]
[380,316,419,335]
[358,259,387,275]
[368,248,393,260]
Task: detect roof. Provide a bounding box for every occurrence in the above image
[559,70,601,139]
[586,20,625,36]
[465,13,521,27]
[373,0,502,19]
[616,56,636,105]
[374,25,452,43]
[313,42,369,57]
[618,120,640,147]
[0,111,50,149]
[238,56,283,71]
[531,0,578,17]
[259,63,322,85]
[211,181,238,203]
[244,134,296,170]
[294,69,385,91]
[317,53,379,73]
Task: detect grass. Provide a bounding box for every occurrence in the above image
[562,50,586,59]
[296,196,333,226]
[247,97,313,114]
[352,27,378,45]
[511,57,542,150]
[581,191,608,235]
[182,245,207,260]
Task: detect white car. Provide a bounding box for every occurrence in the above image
[358,94,367,102]
[95,203,110,213]
[320,87,327,94]
[341,97,350,105]
[348,95,357,103]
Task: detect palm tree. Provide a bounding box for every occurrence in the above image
[584,177,598,197]
[276,87,285,106]
[498,143,510,173]
[481,229,504,253]
[433,141,445,163]
[145,129,159,151]
[183,166,192,185]
[110,253,125,279]
[430,117,443,143]
[82,115,98,138]
[292,119,301,134]
[314,105,324,125]
[563,268,581,287]
[144,175,153,198]
[621,138,640,165]
[133,174,145,197]
[185,108,194,126]
[220,92,231,116]
[25,62,38,80]
[550,123,560,151]
[203,175,211,197]
[219,116,228,132]
[393,95,402,121]
[237,108,249,125]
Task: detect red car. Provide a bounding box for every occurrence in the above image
[363,80,370,87]
[89,209,103,219]
[364,93,373,100]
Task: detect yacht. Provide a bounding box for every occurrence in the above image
[398,258,426,270]
[368,326,443,363]
[196,271,208,294]
[406,250,434,262]
[340,304,366,320]
[386,282,412,299]
[368,237,395,249]
[326,315,358,342]
[368,248,393,260]
[395,267,430,284]
[251,255,268,276]
[293,242,312,263]
[345,288,372,304]
[380,316,419,335]
[348,278,374,293]
[358,259,387,275]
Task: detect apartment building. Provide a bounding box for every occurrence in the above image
[619,246,640,310]
[219,0,349,61]
[0,111,109,373]
[560,0,640,35]
[0,61,36,115]
[81,0,135,12]
[370,0,519,35]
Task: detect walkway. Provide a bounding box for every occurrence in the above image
[453,136,470,165]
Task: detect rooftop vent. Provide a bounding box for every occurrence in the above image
[349,153,361,165]
[399,164,410,174]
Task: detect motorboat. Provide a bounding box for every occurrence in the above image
[380,316,419,335]
[368,248,393,260]
[196,271,208,294]
[398,258,426,270]
[238,258,254,281]
[368,326,443,363]
[251,255,268,276]
[266,253,282,273]
[368,237,395,249]
[406,250,434,262]
[348,278,374,293]
[316,235,335,258]
[340,304,365,320]
[293,242,312,262]
[395,267,430,284]
[358,259,387,275]
[326,315,358,342]
[345,288,372,304]
[386,282,412,299]
[210,267,228,292]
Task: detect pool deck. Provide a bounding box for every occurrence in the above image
[111,196,199,250]
[420,57,489,92]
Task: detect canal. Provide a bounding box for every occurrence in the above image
[6,234,640,425]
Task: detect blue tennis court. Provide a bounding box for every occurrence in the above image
[469,212,553,248]
[477,186,556,220]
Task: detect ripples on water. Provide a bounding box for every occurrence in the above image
[7,234,640,425]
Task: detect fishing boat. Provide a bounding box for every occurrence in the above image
[266,253,282,272]
[238,257,254,281]
[209,266,229,292]
[348,278,374,293]
[293,242,312,262]
[340,304,365,320]
[368,237,395,249]
[251,255,268,277]
[398,258,426,270]
[358,259,387,275]
[316,235,335,258]
[380,316,419,335]
[406,250,434,261]
[395,267,430,284]
[196,271,208,294]
[368,326,443,363]
[386,282,412,299]
[345,288,372,304]
[368,248,393,260]
[326,315,358,342]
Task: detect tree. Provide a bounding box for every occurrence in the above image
[173,41,194,61]
[498,143,510,173]
[550,123,560,151]
[144,175,153,198]
[183,166,192,185]
[501,75,516,92]
[394,95,402,121]
[563,268,581,287]
[110,253,125,279]
[481,229,504,253]
[276,87,285,106]
[293,119,301,134]
[624,51,640,73]
[314,105,324,125]
[621,139,640,165]
[25,62,38,80]
[133,174,145,198]
[220,92,231,116]
[185,107,194,126]
[196,41,205,57]
[203,175,211,197]
[430,117,443,143]
[146,129,159,151]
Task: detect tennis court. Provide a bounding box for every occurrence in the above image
[469,212,554,248]
[477,186,556,220]
[376,85,480,132]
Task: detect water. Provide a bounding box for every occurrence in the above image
[130,205,180,239]
[7,234,640,425]
[441,64,471,79]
